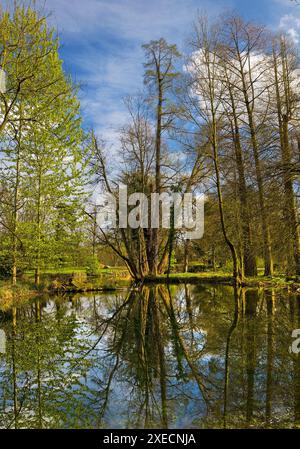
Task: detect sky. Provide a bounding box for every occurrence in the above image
[1,0,299,144]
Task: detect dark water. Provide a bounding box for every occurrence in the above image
[0,284,299,429]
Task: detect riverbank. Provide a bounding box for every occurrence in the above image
[0,268,131,307]
[144,272,300,291]
[1,271,300,310]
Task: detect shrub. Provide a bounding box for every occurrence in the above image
[85,256,101,276]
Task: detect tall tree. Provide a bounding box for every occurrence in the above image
[142,38,181,275]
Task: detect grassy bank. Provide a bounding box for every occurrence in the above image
[1,269,300,310]
[0,282,38,311]
[36,268,131,293]
[144,271,300,290]
[0,266,131,298]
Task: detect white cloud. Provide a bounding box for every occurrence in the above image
[44,0,226,41]
[43,0,231,146]
[279,13,300,43]
[287,27,299,42]
[0,0,233,147]
[274,0,297,5]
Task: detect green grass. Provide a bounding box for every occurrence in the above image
[168,271,229,278]
[2,268,299,300]
[144,271,300,288]
[24,267,85,277]
[24,266,127,277]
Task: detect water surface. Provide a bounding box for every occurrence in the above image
[0,284,299,429]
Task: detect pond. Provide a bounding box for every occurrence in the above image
[0,284,299,429]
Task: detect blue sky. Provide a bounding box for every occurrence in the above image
[1,0,300,143]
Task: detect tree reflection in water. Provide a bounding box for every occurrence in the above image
[0,284,299,429]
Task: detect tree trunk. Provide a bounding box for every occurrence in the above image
[12,125,22,285]
[150,82,163,276]
[35,167,42,286]
[226,73,257,277]
[273,43,300,277]
[184,239,189,273]
[242,88,273,276]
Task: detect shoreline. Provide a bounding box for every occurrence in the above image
[1,272,300,301]
[143,273,300,291]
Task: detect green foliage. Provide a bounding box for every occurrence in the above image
[0,254,12,278]
[0,253,23,278]
[188,262,210,273]
[0,4,89,282]
[85,255,101,276]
